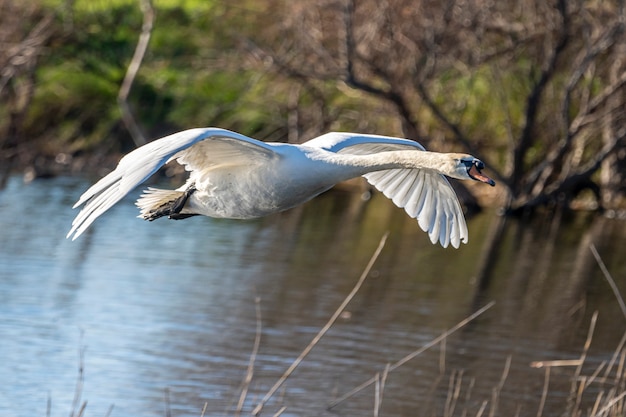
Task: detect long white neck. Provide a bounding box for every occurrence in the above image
[321,150,458,178]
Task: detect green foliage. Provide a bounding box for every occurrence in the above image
[22,0,272,154]
[24,0,538,158]
[26,62,120,143]
[425,65,528,158]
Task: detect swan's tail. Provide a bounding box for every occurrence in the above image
[136,187,191,221]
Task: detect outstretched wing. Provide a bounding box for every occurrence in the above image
[304,132,468,248]
[67,127,276,240]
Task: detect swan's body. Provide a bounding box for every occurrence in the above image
[67,128,494,247]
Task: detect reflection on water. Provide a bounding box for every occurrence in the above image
[0,175,625,417]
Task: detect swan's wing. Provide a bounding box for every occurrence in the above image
[170,132,276,172]
[304,132,468,248]
[363,169,468,248]
[67,127,276,240]
[303,131,426,152]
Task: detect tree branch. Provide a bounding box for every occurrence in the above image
[524,18,625,197]
[513,127,625,211]
[511,0,570,192]
[341,0,419,139]
[118,0,154,147]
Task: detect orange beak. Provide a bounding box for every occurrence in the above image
[469,164,496,186]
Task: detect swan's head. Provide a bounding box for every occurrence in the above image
[452,155,496,186]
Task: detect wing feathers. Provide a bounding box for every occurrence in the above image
[307,132,468,247]
[68,128,471,248]
[67,128,276,240]
[363,160,467,248]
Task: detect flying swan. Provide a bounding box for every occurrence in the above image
[67,128,495,247]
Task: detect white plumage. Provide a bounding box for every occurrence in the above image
[67,127,495,247]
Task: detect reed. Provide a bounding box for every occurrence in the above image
[244,240,625,417]
[52,238,625,417]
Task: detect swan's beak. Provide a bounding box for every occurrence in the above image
[468,160,496,186]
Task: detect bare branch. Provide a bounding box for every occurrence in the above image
[562,22,625,133]
[512,0,571,192]
[515,126,625,210]
[118,0,155,147]
[253,232,389,416]
[523,18,626,199]
[0,13,54,94]
[341,0,419,138]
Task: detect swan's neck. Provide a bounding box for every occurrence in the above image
[327,150,457,177]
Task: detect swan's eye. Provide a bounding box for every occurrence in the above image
[474,160,485,170]
[459,159,473,169]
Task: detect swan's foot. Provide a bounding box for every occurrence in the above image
[145,184,198,221]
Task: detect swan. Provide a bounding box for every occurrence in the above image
[67,127,495,247]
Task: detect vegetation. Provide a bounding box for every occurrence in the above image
[1,0,625,212]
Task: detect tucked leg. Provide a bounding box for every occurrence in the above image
[145,184,198,221]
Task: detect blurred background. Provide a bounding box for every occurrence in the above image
[1,0,626,416]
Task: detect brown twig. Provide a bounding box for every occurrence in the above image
[489,355,511,417]
[374,364,390,417]
[531,359,582,368]
[602,332,626,380]
[536,367,550,417]
[272,406,287,416]
[118,0,155,147]
[328,300,496,410]
[591,390,626,417]
[235,296,262,416]
[475,400,489,417]
[591,244,626,321]
[445,369,464,417]
[252,232,390,415]
[569,311,599,414]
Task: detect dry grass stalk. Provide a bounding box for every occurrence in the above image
[373,363,390,417]
[328,300,496,410]
[444,370,457,417]
[570,311,599,413]
[252,232,390,416]
[440,335,447,374]
[536,367,550,417]
[234,296,262,416]
[461,377,477,417]
[602,332,626,380]
[117,0,153,147]
[373,372,381,417]
[424,372,445,415]
[444,369,464,417]
[475,400,488,417]
[591,390,626,417]
[531,359,583,368]
[488,355,511,417]
[526,308,626,417]
[590,244,626,321]
[582,361,607,391]
[590,391,605,417]
[526,249,624,417]
[615,350,625,386]
[272,405,287,416]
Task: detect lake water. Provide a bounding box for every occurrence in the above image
[1,175,625,417]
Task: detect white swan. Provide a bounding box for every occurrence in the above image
[67,127,495,247]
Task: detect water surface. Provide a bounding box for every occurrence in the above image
[1,175,625,417]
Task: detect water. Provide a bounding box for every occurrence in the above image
[1,175,625,417]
